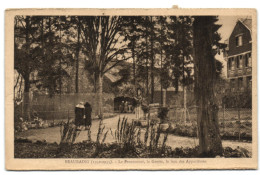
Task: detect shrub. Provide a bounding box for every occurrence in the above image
[114,116,139,152]
[222,90,252,108]
[141,105,149,117]
[59,120,81,145]
[158,107,169,123]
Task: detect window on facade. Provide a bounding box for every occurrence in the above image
[238,77,243,90]
[236,56,240,68]
[228,58,232,70]
[236,35,243,47]
[231,57,235,70]
[245,54,249,67]
[245,53,252,67]
[248,53,252,67]
[247,76,252,90]
[239,55,243,68]
[230,79,235,88]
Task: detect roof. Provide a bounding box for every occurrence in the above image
[105,73,119,83]
[238,18,252,32]
[104,60,131,83]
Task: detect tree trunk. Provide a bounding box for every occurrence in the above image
[183,86,187,125]
[150,17,154,104]
[145,18,149,101]
[160,19,163,106]
[163,88,167,107]
[98,73,103,118]
[75,20,81,93]
[193,17,222,157]
[131,19,136,92]
[23,16,31,121]
[59,18,62,107]
[132,42,136,90]
[93,72,98,116]
[23,74,31,121]
[160,66,163,105]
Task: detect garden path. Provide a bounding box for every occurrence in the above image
[16,113,252,155]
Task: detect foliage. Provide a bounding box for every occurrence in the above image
[95,120,109,145]
[111,116,169,155]
[113,117,139,152]
[14,138,251,158]
[14,16,41,81]
[14,16,73,98]
[59,120,81,145]
[163,16,193,91]
[222,90,252,108]
[158,107,169,123]
[141,104,149,114]
[110,65,131,94]
[79,16,131,117]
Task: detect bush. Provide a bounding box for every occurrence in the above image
[14,139,251,158]
[158,107,169,123]
[59,120,81,145]
[222,90,252,108]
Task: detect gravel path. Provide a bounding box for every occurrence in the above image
[16,114,252,154]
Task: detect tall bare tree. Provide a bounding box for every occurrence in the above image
[80,16,129,118]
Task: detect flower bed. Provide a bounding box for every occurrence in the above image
[165,122,252,141]
[14,138,251,158]
[15,113,117,132]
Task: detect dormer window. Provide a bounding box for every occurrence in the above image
[236,35,243,47]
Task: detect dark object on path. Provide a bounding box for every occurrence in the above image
[84,102,92,127]
[74,102,85,126]
[114,96,136,113]
[158,107,169,123]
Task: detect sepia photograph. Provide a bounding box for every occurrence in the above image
[5,8,257,170]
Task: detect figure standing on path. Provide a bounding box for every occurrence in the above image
[135,88,143,119]
[84,102,92,141]
[124,101,128,113]
[75,102,85,128]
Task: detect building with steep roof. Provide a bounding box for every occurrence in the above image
[225,18,252,92]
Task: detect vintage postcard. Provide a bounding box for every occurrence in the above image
[5,8,257,170]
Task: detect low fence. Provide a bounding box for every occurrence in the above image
[168,106,252,141]
[14,93,115,122]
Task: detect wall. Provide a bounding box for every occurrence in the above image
[227,21,251,56]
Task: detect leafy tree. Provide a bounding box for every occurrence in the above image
[14,16,73,120]
[36,16,72,97]
[121,16,143,91]
[164,16,193,92]
[67,16,82,93]
[156,16,168,105]
[130,16,158,103]
[120,16,193,105]
[14,16,42,120]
